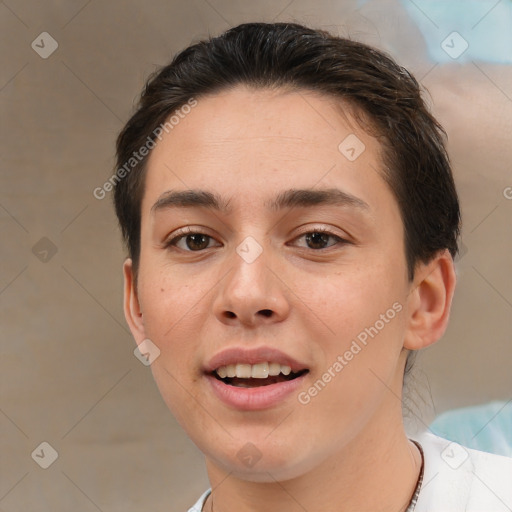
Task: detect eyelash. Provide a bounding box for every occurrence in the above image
[163,226,349,252]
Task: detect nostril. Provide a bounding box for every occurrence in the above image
[259,309,272,317]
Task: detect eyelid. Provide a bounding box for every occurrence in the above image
[293,225,351,241]
[163,226,218,248]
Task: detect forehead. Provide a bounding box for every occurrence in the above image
[141,86,392,218]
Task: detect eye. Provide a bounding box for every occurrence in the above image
[164,227,349,253]
[291,228,348,250]
[164,227,220,252]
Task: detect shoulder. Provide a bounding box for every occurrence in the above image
[187,488,211,512]
[413,431,512,512]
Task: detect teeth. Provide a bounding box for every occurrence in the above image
[251,362,269,378]
[215,362,298,379]
[268,363,281,376]
[235,363,252,379]
[281,365,291,376]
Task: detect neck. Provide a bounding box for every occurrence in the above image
[204,403,422,512]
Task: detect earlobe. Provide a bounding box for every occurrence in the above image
[403,250,457,351]
[123,258,146,342]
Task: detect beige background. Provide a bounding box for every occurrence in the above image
[1,1,511,511]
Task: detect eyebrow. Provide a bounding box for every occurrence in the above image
[151,187,369,215]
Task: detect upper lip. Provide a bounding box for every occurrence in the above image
[204,346,309,374]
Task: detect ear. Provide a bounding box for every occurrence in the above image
[403,249,457,350]
[123,258,146,343]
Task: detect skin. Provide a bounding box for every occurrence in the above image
[123,86,456,512]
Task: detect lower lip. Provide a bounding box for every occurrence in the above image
[205,373,308,411]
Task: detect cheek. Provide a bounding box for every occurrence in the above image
[139,265,204,337]
[303,260,405,341]
[297,264,407,408]
[136,271,209,390]
[137,272,208,419]
[292,308,406,453]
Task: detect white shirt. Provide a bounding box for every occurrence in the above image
[187,432,512,511]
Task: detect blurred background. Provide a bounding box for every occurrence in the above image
[1,0,511,510]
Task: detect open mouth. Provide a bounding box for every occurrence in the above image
[211,362,309,388]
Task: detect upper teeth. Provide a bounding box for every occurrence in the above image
[215,362,292,379]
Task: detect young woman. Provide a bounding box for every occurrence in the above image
[113,22,512,512]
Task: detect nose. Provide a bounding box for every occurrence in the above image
[213,237,290,328]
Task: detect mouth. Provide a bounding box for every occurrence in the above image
[211,362,309,388]
[204,347,310,410]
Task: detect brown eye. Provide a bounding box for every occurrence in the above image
[165,229,219,252]
[293,229,347,250]
[305,232,332,250]
[181,233,211,251]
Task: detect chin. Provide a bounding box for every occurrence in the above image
[213,455,315,483]
[201,434,324,483]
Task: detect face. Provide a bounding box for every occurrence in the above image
[125,86,416,481]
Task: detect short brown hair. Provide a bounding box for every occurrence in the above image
[113,22,461,282]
